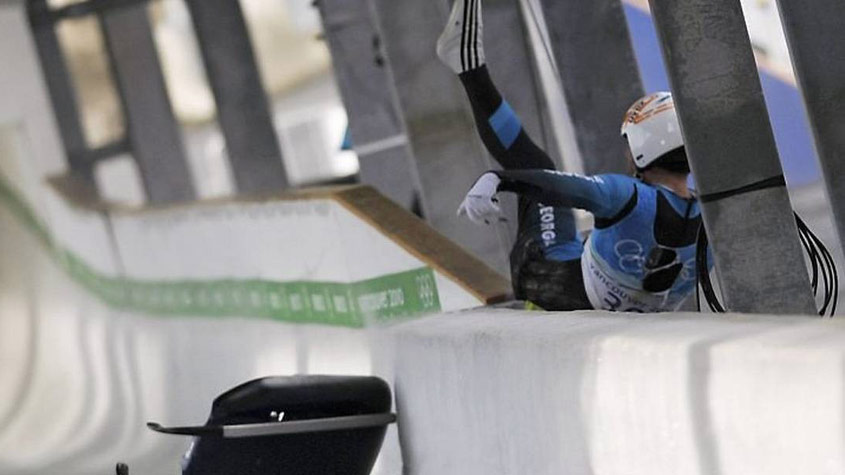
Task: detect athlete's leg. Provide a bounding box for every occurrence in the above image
[509,213,590,311]
[436,0,555,171]
[436,0,558,232]
[438,0,588,310]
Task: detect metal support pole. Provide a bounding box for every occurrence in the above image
[537,0,644,175]
[316,0,421,211]
[776,0,845,257]
[368,0,558,275]
[648,0,815,314]
[100,3,195,203]
[484,0,561,167]
[27,0,95,187]
[184,0,289,194]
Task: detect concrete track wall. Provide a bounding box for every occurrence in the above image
[389,308,844,475]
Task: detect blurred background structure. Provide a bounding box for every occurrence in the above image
[24,0,840,273]
[3,0,845,473]
[30,0,353,203]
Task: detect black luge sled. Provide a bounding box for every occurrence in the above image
[119,375,395,475]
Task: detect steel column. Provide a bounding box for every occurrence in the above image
[648,0,815,314]
[316,0,421,211]
[184,0,288,194]
[483,0,561,168]
[537,0,644,175]
[776,0,845,257]
[27,0,94,186]
[100,2,195,203]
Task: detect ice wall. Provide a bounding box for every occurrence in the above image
[390,309,845,475]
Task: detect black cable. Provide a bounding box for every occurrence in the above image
[696,223,724,313]
[796,220,818,294]
[826,237,838,314]
[799,223,824,312]
[813,223,838,315]
[820,227,837,314]
[700,228,721,313]
[799,228,818,294]
[803,220,830,313]
[696,212,838,317]
[695,257,701,312]
[796,214,838,316]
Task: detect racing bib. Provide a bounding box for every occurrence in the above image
[581,240,687,313]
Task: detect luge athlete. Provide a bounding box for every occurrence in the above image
[437,0,704,312]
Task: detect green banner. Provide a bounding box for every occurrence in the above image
[0,176,441,327]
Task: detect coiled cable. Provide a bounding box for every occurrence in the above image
[696,212,838,317]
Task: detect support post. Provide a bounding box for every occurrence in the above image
[368,0,558,275]
[27,0,95,187]
[648,0,815,314]
[100,2,195,203]
[483,0,561,168]
[537,0,644,175]
[316,0,421,211]
[775,0,845,257]
[184,0,289,194]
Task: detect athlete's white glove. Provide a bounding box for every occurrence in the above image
[457,172,502,225]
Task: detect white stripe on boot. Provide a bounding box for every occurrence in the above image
[436,0,485,74]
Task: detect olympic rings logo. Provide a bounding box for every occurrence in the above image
[614,239,695,283]
[615,239,645,274]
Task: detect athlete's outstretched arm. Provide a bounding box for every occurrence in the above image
[436,0,555,171]
[457,170,636,225]
[494,170,635,219]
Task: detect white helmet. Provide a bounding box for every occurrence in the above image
[620,92,684,170]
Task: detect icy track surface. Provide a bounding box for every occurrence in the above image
[0,204,397,475]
